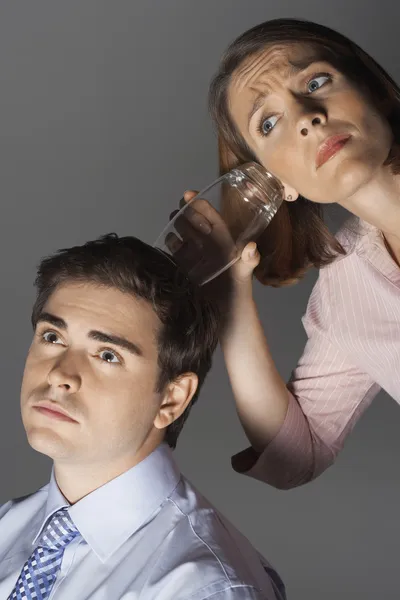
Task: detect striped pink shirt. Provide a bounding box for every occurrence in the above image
[231,218,400,489]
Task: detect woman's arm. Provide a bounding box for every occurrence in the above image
[220,282,291,451]
[222,246,380,489]
[177,191,379,489]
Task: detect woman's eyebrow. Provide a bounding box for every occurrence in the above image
[247,56,326,126]
[288,56,320,74]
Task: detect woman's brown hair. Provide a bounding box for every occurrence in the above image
[209,18,400,286]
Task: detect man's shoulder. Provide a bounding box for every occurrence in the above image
[0,484,49,520]
[0,500,13,520]
[152,477,284,599]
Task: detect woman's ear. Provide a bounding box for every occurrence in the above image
[281,183,299,202]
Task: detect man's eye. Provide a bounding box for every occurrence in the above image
[99,349,121,364]
[42,331,62,344]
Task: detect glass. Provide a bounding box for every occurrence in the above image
[153,162,284,286]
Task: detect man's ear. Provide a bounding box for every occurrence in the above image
[153,373,198,430]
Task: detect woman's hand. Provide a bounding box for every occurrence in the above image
[169,190,260,296]
[230,241,261,289]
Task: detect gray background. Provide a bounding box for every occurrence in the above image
[0,1,399,598]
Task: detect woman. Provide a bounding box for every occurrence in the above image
[184,18,400,489]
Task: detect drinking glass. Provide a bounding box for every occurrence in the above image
[153,162,284,286]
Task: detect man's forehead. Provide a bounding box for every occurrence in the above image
[43,281,160,330]
[39,281,161,354]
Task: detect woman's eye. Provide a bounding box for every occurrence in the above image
[258,115,279,136]
[307,74,331,93]
[42,331,62,344]
[99,349,120,364]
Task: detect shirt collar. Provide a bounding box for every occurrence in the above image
[355,219,400,285]
[33,443,181,563]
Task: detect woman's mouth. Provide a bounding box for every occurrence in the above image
[316,134,351,169]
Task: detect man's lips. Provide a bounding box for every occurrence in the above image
[33,401,77,423]
[316,134,351,168]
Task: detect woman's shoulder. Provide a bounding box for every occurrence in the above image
[334,216,373,253]
[304,219,371,330]
[306,216,381,321]
[321,216,374,277]
[308,217,373,306]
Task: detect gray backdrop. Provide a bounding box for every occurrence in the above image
[1,1,399,598]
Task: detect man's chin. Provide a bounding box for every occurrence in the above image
[25,427,75,460]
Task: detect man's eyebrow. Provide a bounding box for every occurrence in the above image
[36,312,67,329]
[247,57,320,127]
[35,313,144,357]
[88,330,144,357]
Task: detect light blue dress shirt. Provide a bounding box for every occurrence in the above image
[0,443,286,599]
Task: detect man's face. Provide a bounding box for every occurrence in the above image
[21,281,168,468]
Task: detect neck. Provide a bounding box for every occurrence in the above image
[53,437,161,504]
[339,166,400,263]
[340,166,400,236]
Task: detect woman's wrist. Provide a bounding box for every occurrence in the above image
[220,284,257,343]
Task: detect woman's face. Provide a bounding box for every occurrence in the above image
[228,42,393,204]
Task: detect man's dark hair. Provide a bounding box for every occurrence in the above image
[31,234,219,449]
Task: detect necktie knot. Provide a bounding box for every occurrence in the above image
[37,507,80,552]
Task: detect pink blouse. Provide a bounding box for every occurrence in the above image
[231,219,400,489]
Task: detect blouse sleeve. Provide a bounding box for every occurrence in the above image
[231,271,380,489]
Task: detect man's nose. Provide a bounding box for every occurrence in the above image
[47,352,82,394]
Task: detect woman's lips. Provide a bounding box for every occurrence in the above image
[316,134,351,168]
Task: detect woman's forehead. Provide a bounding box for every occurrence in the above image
[230,42,329,94]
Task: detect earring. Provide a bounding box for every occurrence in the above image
[286,195,293,201]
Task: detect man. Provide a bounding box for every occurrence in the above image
[0,234,285,599]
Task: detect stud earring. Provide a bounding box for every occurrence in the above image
[286,195,293,201]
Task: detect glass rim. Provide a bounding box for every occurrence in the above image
[234,162,285,201]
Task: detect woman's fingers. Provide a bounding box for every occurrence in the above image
[231,242,261,283]
[181,190,198,206]
[173,212,206,249]
[165,232,183,255]
[169,209,180,221]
